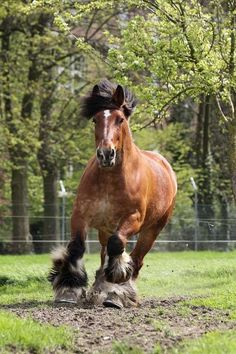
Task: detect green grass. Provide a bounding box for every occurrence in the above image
[0,254,98,305]
[138,251,236,299]
[112,342,144,354]
[1,251,236,304]
[0,251,236,353]
[0,311,73,353]
[139,251,236,318]
[173,330,236,354]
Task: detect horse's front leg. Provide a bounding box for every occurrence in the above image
[104,213,141,284]
[48,212,88,304]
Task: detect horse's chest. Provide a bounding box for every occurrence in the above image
[96,198,113,216]
[88,197,118,230]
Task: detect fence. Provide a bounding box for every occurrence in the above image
[0,213,235,253]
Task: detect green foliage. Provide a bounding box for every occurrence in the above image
[1,0,235,239]
[107,1,235,117]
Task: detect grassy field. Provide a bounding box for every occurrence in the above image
[0,251,236,353]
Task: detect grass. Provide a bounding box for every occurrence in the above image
[0,254,98,305]
[0,311,73,353]
[138,251,236,299]
[139,251,236,319]
[112,342,144,354]
[0,251,236,353]
[173,330,236,354]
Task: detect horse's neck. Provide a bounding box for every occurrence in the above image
[121,125,139,169]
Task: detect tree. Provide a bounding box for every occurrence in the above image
[0,4,48,251]
[0,0,125,252]
[103,0,236,202]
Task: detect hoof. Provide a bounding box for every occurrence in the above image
[103,293,123,309]
[55,299,77,304]
[54,287,86,304]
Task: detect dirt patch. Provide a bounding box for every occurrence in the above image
[5,297,236,353]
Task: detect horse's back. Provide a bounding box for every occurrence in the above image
[142,150,177,193]
[140,150,177,220]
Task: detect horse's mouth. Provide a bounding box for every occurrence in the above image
[100,161,115,168]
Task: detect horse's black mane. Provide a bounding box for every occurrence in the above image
[81,79,137,119]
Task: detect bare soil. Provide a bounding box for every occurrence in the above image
[4,296,236,353]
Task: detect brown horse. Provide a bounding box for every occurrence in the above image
[49,80,177,308]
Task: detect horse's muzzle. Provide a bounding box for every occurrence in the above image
[96,147,116,168]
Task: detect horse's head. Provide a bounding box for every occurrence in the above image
[94,107,127,168]
[81,80,137,169]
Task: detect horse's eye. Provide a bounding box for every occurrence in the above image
[116,117,124,125]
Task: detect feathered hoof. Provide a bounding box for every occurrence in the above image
[104,252,134,284]
[54,287,86,304]
[103,293,124,309]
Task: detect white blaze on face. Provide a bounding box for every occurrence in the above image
[103,109,111,138]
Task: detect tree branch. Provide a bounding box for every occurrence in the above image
[141,86,196,129]
[216,95,229,122]
[143,0,178,24]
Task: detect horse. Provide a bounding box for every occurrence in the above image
[49,80,177,308]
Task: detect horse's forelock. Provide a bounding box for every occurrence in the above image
[80,80,137,119]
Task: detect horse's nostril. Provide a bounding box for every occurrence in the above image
[96,149,103,159]
[110,148,115,158]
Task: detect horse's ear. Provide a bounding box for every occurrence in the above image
[112,85,125,107]
[92,84,100,96]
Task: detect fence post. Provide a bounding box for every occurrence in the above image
[59,180,67,244]
[190,177,199,251]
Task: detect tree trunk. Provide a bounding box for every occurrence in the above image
[218,196,229,251]
[197,95,214,220]
[11,164,32,253]
[228,117,236,202]
[195,94,204,167]
[202,95,210,166]
[38,68,60,253]
[40,169,60,253]
[1,19,32,253]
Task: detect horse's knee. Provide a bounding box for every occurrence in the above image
[48,232,88,303]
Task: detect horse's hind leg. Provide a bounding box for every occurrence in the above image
[130,210,172,279]
[130,226,158,280]
[48,214,88,304]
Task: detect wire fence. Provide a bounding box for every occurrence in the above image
[0,212,236,253]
